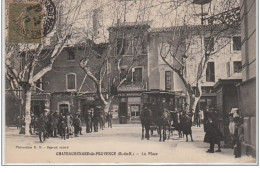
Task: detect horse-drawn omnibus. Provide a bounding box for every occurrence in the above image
[140,90,186,141]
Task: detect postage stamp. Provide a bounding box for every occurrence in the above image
[8,0,56,43]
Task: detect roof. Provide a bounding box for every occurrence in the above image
[142,90,185,97]
[108,21,151,30]
[149,24,227,33]
[213,78,242,89]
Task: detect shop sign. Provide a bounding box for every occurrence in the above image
[32,94,47,100]
[118,92,142,97]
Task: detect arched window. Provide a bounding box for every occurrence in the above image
[66,73,77,91]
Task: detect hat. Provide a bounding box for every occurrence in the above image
[44,109,49,112]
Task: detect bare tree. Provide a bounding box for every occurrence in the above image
[79,0,150,113]
[158,1,241,110]
[5,0,85,135]
[80,23,148,113]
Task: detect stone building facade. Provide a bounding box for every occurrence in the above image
[238,0,256,157]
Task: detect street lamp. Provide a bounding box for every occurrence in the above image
[193,0,212,25]
[193,0,212,5]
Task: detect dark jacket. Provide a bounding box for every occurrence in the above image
[204,121,224,144]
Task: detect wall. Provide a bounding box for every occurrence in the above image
[186,36,242,87]
[148,32,186,93]
[239,0,256,157]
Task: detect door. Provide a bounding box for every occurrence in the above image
[31,100,45,116]
[119,102,127,124]
[59,104,69,114]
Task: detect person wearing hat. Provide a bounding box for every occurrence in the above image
[203,114,224,153]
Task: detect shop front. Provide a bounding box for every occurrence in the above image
[117,91,143,124]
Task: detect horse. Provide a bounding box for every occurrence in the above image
[140,107,152,140]
[141,106,172,142]
[157,109,172,142]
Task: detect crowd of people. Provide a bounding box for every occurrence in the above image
[16,107,113,143]
[16,101,244,158]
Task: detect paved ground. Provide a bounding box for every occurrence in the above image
[3,124,256,164]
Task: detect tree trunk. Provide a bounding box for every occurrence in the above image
[24,90,32,136]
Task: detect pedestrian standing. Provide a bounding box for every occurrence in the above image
[229,115,236,148]
[37,113,46,143]
[73,114,81,137]
[233,117,244,158]
[60,115,67,140]
[204,115,224,153]
[178,111,185,138]
[107,111,112,128]
[196,110,203,127]
[52,112,58,137]
[203,107,210,132]
[182,111,193,142]
[85,110,92,133]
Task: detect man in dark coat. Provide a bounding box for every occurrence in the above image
[204,115,224,153]
[73,114,81,137]
[203,107,210,132]
[93,105,103,132]
[37,113,46,143]
[233,117,244,158]
[106,111,113,128]
[85,110,92,133]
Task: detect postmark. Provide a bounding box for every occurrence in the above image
[8,0,56,43]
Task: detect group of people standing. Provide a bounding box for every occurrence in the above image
[31,109,83,142]
[84,107,113,133]
[16,106,113,143]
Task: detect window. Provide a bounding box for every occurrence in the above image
[66,73,76,90]
[130,104,140,116]
[68,50,75,60]
[116,38,132,55]
[35,78,43,91]
[204,37,214,52]
[133,67,142,83]
[206,62,215,82]
[120,69,131,83]
[233,37,241,51]
[234,61,242,73]
[165,71,173,90]
[226,62,231,77]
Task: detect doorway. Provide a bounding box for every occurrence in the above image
[119,102,127,124]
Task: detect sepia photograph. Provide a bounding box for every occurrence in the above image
[1,0,258,165]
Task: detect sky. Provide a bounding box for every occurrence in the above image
[46,0,240,44]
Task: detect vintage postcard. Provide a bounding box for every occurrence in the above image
[2,0,258,165]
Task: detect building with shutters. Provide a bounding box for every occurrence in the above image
[148,24,242,111]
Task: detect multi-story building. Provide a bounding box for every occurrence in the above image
[148,24,241,111]
[107,22,150,123]
[238,0,256,157]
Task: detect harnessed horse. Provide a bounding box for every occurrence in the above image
[141,106,173,142]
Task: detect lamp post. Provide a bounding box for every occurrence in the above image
[193,0,212,25]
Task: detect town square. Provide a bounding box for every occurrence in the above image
[2,0,257,165]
